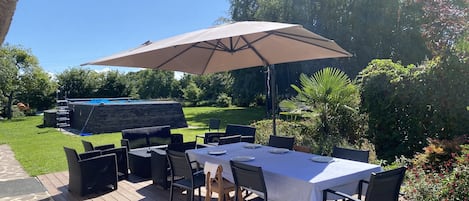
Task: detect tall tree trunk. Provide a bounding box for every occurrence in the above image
[6,91,14,119]
[0,0,18,44]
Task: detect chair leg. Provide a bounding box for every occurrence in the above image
[169,185,174,201]
[198,187,202,201]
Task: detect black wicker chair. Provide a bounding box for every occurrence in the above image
[82,140,129,179]
[268,135,295,150]
[218,135,242,145]
[63,147,118,196]
[323,167,406,201]
[167,150,205,201]
[230,161,267,201]
[332,146,370,163]
[82,140,115,152]
[208,118,221,131]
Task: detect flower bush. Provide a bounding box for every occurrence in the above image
[402,138,469,201]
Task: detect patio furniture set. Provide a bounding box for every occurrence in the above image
[63,123,406,201]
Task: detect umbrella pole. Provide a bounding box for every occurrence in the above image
[269,64,277,136]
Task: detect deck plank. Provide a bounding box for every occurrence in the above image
[37,171,228,201]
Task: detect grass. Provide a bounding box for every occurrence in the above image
[0,106,265,176]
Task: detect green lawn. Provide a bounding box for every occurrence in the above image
[0,106,264,176]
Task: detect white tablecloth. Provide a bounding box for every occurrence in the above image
[187,142,382,201]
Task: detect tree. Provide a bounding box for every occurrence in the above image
[0,45,54,118]
[132,69,176,99]
[56,67,99,98]
[182,80,202,106]
[16,66,56,111]
[420,0,469,58]
[228,0,431,99]
[95,70,132,98]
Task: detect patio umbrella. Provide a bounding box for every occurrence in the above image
[82,21,352,135]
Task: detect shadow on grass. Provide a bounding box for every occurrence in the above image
[186,107,266,128]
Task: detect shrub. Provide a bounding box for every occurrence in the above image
[216,93,232,107]
[402,142,469,200]
[359,58,469,161]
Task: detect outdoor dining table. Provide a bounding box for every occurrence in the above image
[186,142,382,201]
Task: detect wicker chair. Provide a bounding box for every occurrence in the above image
[63,147,118,196]
[82,140,129,179]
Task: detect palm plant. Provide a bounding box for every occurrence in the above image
[281,67,360,154]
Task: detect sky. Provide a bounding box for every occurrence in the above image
[5,0,231,76]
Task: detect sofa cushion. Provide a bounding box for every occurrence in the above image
[149,136,172,146]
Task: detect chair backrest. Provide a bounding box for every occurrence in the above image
[218,135,241,145]
[63,147,80,173]
[82,140,94,152]
[230,161,267,201]
[167,141,197,152]
[332,146,369,163]
[166,150,194,180]
[365,167,406,201]
[268,135,295,150]
[225,124,256,137]
[208,119,221,131]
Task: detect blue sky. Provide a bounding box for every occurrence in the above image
[5,0,230,75]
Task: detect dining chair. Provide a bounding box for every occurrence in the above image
[209,118,221,131]
[322,167,406,201]
[167,150,205,201]
[230,161,267,201]
[332,146,370,163]
[218,135,242,145]
[268,135,295,150]
[204,161,236,201]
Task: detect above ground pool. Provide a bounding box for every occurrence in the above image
[68,98,187,134]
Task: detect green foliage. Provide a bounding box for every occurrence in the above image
[230,67,265,106]
[95,70,132,98]
[252,119,315,147]
[56,67,100,98]
[216,93,232,107]
[359,58,469,161]
[283,67,363,154]
[182,81,202,106]
[229,0,430,78]
[191,73,233,103]
[131,69,176,99]
[0,45,55,118]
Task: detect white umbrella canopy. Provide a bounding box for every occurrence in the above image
[83,21,351,74]
[83,21,352,135]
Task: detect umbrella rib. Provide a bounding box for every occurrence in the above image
[240,35,270,66]
[269,31,352,56]
[232,33,273,52]
[155,42,200,69]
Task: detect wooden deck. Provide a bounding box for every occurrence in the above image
[37,171,207,201]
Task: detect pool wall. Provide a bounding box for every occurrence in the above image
[69,100,187,134]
